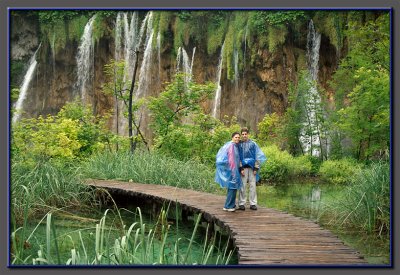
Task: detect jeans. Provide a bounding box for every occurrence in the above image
[224,188,237,209]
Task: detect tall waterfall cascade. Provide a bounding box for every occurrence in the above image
[12,43,42,124]
[76,15,96,105]
[176,46,196,90]
[212,40,225,119]
[136,12,154,100]
[234,48,239,92]
[299,20,329,158]
[113,11,140,136]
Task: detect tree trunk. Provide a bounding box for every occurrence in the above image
[129,50,140,154]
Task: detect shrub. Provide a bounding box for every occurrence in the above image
[318,158,363,184]
[259,145,312,183]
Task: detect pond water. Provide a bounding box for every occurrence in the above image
[257,181,390,265]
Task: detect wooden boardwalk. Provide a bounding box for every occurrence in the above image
[86,179,367,266]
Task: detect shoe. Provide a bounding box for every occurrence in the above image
[250,205,257,210]
[223,208,236,212]
[237,205,245,211]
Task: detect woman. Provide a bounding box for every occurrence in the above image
[215,132,242,212]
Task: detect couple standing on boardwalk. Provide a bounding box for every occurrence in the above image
[215,128,267,212]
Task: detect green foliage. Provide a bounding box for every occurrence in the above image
[12,115,82,165]
[37,11,96,54]
[313,11,346,53]
[102,59,148,150]
[307,155,322,175]
[336,66,389,160]
[176,10,192,21]
[318,158,363,185]
[102,59,130,99]
[173,16,188,50]
[206,12,228,55]
[331,12,390,108]
[247,11,306,54]
[37,10,92,25]
[223,12,248,80]
[257,112,282,146]
[92,14,113,44]
[248,11,269,35]
[11,101,112,167]
[10,60,26,90]
[328,13,389,161]
[153,114,241,164]
[37,11,113,55]
[156,11,173,48]
[267,25,288,53]
[147,73,216,146]
[259,145,312,183]
[57,101,113,157]
[264,11,308,26]
[11,88,20,104]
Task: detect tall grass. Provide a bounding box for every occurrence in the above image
[82,150,221,194]
[322,162,390,237]
[11,207,235,265]
[11,161,97,224]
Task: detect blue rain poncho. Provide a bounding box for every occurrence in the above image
[239,140,267,182]
[215,141,242,189]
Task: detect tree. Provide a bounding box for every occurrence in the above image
[336,66,389,160]
[147,73,216,150]
[102,56,148,153]
[331,13,390,160]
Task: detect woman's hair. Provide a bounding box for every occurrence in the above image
[231,131,240,138]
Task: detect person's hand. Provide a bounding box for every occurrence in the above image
[241,170,245,176]
[253,170,257,175]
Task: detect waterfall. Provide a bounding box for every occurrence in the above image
[299,20,324,157]
[234,48,239,92]
[212,40,225,119]
[176,46,195,88]
[76,15,96,105]
[113,12,140,135]
[307,20,321,83]
[51,33,56,76]
[242,24,248,80]
[136,12,154,100]
[190,47,196,79]
[130,12,155,141]
[124,12,139,81]
[12,43,41,124]
[157,31,161,83]
[114,12,123,61]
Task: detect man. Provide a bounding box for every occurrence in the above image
[238,127,267,210]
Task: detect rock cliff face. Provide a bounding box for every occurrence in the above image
[10,13,339,136]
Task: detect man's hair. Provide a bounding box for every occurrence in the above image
[241,127,249,134]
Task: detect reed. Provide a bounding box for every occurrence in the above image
[322,161,390,237]
[11,161,97,224]
[82,150,222,194]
